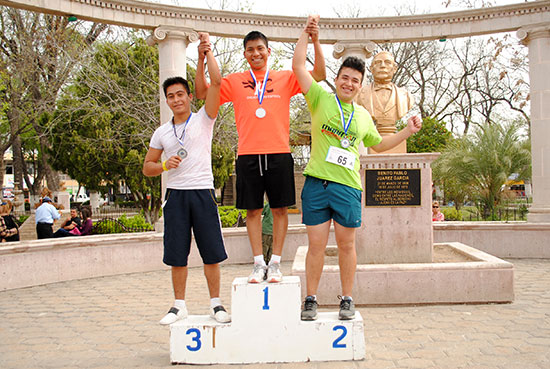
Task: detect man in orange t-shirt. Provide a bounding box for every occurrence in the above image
[196,24,325,284]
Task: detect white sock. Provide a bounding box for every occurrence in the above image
[174,299,186,309]
[210,297,222,308]
[342,296,353,301]
[269,255,281,264]
[254,255,266,266]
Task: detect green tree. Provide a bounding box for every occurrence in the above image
[433,121,530,217]
[212,143,235,190]
[50,36,162,223]
[397,117,452,153]
[0,8,106,198]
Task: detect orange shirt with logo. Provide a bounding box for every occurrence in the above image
[220,70,301,156]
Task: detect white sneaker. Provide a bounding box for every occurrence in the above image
[248,264,267,283]
[210,305,231,323]
[266,262,283,283]
[159,306,188,325]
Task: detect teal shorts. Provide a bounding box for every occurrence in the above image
[301,176,362,228]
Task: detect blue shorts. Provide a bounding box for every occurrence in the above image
[301,176,362,228]
[163,189,227,267]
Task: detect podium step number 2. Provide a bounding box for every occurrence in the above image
[170,276,366,364]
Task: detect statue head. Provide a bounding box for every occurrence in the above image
[370,51,397,84]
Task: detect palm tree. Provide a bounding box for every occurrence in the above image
[433,121,531,217]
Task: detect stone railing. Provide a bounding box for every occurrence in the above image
[1,222,549,291]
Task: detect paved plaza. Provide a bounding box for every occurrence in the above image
[1,259,549,369]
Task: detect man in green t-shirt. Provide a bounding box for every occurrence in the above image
[293,16,422,321]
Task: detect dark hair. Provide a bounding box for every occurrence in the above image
[243,31,269,49]
[336,56,366,82]
[162,77,191,97]
[81,207,92,222]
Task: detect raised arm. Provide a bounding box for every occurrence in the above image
[308,16,326,82]
[370,116,423,152]
[202,33,222,119]
[194,36,210,100]
[293,16,320,95]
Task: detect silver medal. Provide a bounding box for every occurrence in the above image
[256,107,266,119]
[340,138,351,149]
[177,148,188,159]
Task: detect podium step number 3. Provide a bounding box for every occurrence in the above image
[170,276,366,364]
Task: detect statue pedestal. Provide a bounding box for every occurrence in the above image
[357,153,439,264]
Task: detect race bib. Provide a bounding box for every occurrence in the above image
[325,146,355,170]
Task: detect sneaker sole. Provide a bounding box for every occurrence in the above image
[267,277,282,283]
[159,314,187,325]
[338,314,355,320]
[211,315,231,323]
[301,315,318,321]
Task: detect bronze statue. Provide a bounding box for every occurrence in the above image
[356,51,414,154]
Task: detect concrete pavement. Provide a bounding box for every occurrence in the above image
[1,259,549,369]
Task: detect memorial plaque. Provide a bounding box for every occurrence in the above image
[365,169,421,207]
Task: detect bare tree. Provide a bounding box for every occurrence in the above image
[0,7,106,198]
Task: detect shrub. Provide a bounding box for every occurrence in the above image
[16,215,30,226]
[117,214,154,230]
[92,214,154,234]
[92,220,125,234]
[218,206,247,227]
[442,207,462,221]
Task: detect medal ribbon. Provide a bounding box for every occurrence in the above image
[334,95,354,139]
[249,69,270,106]
[172,113,192,147]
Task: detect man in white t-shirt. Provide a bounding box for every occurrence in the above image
[142,33,230,324]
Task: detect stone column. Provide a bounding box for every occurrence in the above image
[332,40,376,60]
[147,26,198,230]
[90,191,101,210]
[56,191,71,211]
[517,25,550,223]
[333,40,376,156]
[147,26,198,125]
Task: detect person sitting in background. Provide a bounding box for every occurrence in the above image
[432,201,445,221]
[0,201,19,242]
[262,201,273,265]
[79,207,93,236]
[35,196,61,239]
[53,207,82,237]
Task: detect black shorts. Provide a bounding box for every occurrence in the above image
[236,153,295,210]
[163,189,227,267]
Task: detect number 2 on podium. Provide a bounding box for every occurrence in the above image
[332,325,347,348]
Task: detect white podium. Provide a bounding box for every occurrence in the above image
[170,276,365,364]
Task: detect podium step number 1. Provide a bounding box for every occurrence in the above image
[170,276,366,364]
